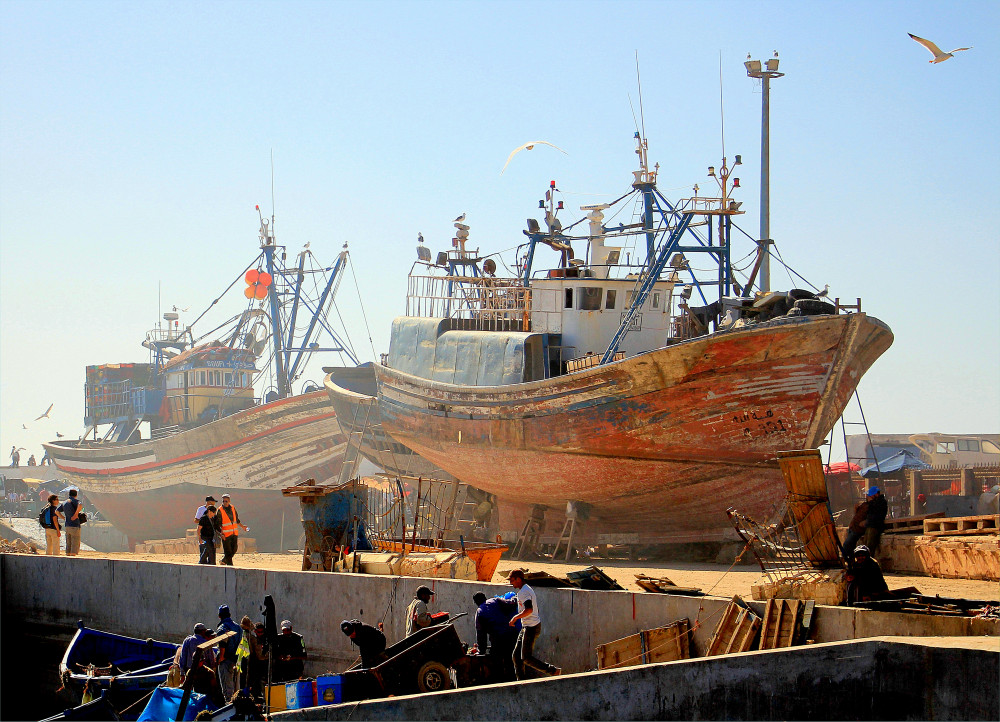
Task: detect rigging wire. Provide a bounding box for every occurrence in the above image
[348,254,378,360]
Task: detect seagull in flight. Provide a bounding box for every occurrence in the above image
[501,140,568,175]
[453,213,466,223]
[35,403,54,421]
[908,33,972,63]
[22,424,28,430]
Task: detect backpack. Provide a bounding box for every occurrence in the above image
[38,507,52,529]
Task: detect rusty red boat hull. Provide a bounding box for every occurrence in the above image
[374,313,893,544]
[43,391,347,551]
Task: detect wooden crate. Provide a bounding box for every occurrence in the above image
[706,598,760,656]
[924,514,999,537]
[758,598,810,650]
[884,512,945,535]
[596,618,690,670]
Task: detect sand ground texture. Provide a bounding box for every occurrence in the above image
[32,549,998,601]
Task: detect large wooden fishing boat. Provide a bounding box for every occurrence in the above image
[44,212,358,551]
[371,138,894,545]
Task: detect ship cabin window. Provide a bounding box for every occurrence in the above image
[564,288,573,309]
[606,290,617,310]
[626,291,638,308]
[199,371,206,386]
[957,439,980,452]
[606,249,621,265]
[224,372,233,387]
[651,291,661,310]
[579,287,602,311]
[936,442,956,454]
[214,371,222,386]
[982,440,1000,454]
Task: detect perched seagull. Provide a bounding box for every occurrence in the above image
[35,403,54,421]
[908,33,972,63]
[56,432,65,438]
[453,213,466,223]
[501,140,568,175]
[816,284,830,298]
[21,424,28,430]
[417,232,424,244]
[172,305,189,313]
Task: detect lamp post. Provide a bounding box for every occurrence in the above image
[745,52,784,293]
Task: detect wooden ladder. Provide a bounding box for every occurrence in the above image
[551,516,578,562]
[511,505,546,560]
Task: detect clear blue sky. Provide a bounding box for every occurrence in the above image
[2,0,997,464]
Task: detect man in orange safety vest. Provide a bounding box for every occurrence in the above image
[218,493,249,566]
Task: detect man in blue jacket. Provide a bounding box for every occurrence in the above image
[472,592,520,681]
[215,605,242,702]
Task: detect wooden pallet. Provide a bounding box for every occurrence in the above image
[759,598,811,650]
[924,514,999,537]
[706,598,761,656]
[883,512,945,535]
[634,574,704,596]
[596,618,690,670]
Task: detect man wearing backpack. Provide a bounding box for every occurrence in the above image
[60,489,84,556]
[41,494,62,555]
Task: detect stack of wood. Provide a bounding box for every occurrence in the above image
[634,574,704,596]
[882,512,944,535]
[134,529,258,555]
[851,592,998,616]
[706,596,814,656]
[595,618,691,670]
[924,514,999,537]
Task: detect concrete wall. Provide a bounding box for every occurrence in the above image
[81,521,130,553]
[279,638,999,721]
[1,554,997,676]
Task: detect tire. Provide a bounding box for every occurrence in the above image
[417,660,452,693]
[786,288,816,301]
[792,298,836,316]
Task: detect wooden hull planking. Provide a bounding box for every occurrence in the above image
[43,391,347,551]
[374,313,894,543]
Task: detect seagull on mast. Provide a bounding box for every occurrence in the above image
[35,404,54,421]
[908,33,972,63]
[453,213,466,223]
[501,140,568,175]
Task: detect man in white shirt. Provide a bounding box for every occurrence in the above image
[507,569,560,678]
[194,495,217,522]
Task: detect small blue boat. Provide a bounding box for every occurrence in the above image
[59,622,179,702]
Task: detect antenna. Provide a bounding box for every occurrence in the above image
[627,93,641,136]
[635,51,646,142]
[270,149,276,223]
[719,50,726,158]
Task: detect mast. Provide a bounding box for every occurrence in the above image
[260,215,288,398]
[745,52,784,293]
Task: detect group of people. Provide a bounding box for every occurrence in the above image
[8,446,51,467]
[339,570,560,682]
[169,605,307,706]
[194,494,249,566]
[39,489,85,556]
[843,486,890,605]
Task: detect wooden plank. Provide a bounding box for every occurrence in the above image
[759,599,803,650]
[707,601,760,656]
[596,619,690,670]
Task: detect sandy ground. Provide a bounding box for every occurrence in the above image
[52,549,1000,601]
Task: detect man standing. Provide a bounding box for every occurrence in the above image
[274,620,308,681]
[10,446,19,466]
[340,619,387,669]
[42,494,62,555]
[217,493,249,566]
[862,486,888,555]
[60,489,84,556]
[507,569,560,678]
[405,585,435,637]
[177,623,218,697]
[472,592,520,681]
[215,605,242,702]
[195,495,217,522]
[198,505,220,564]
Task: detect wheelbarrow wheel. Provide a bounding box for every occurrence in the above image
[416,660,452,693]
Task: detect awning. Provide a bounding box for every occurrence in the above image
[859,450,931,477]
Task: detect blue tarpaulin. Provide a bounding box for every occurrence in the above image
[137,687,214,721]
[859,449,931,477]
